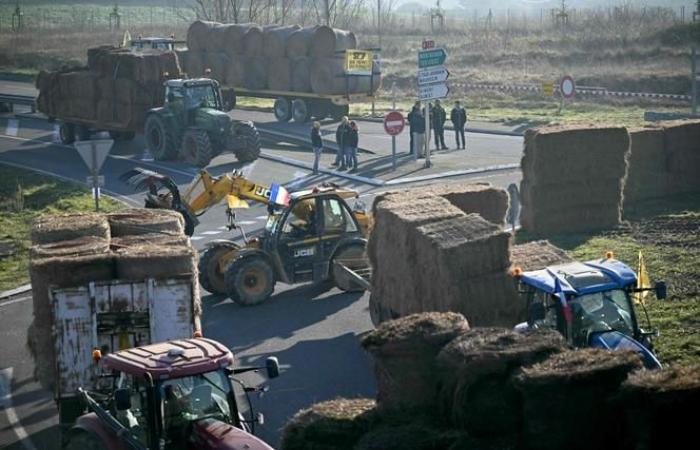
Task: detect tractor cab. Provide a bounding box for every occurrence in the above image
[130,36,184,52]
[165,78,225,112]
[64,338,279,450]
[514,257,666,369]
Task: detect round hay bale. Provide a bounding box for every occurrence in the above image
[222,23,257,55]
[291,57,311,92]
[361,312,470,411]
[280,398,376,450]
[354,423,466,450]
[225,58,246,86]
[114,244,196,280]
[515,349,642,450]
[311,26,357,57]
[267,57,292,91]
[310,57,347,95]
[205,52,229,84]
[243,56,268,90]
[108,209,184,237]
[187,20,220,52]
[31,213,110,245]
[263,25,301,58]
[619,365,700,449]
[30,236,110,259]
[110,233,190,250]
[242,25,264,56]
[436,328,566,436]
[286,27,316,58]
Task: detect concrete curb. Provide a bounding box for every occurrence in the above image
[0,284,31,300]
[259,152,385,186]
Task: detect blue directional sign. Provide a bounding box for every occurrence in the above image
[418,48,448,69]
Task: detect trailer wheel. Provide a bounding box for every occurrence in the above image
[199,244,236,295]
[273,97,292,122]
[181,128,214,168]
[59,123,75,144]
[109,130,136,141]
[310,100,330,120]
[145,114,177,160]
[331,244,368,292]
[225,255,275,306]
[292,99,311,123]
[330,104,349,121]
[63,429,106,450]
[230,121,261,162]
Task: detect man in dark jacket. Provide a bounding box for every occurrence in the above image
[346,121,359,172]
[406,101,421,153]
[451,100,467,149]
[409,107,426,157]
[333,116,351,170]
[431,100,448,150]
[310,121,323,174]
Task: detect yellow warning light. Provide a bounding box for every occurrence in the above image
[92,348,102,362]
[511,266,523,277]
[605,251,614,260]
[204,68,212,75]
[193,330,203,338]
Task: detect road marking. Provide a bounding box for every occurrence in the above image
[191,236,205,241]
[141,147,154,162]
[5,119,19,137]
[218,226,229,230]
[0,367,38,450]
[240,161,258,178]
[52,124,60,142]
[237,220,256,225]
[201,231,222,235]
[255,215,268,220]
[0,295,31,308]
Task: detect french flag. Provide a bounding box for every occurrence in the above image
[270,183,291,206]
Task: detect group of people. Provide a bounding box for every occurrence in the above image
[408,100,468,157]
[309,100,468,172]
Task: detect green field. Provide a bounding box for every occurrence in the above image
[0,165,122,292]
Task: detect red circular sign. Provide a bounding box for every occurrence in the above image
[560,75,576,99]
[384,111,405,136]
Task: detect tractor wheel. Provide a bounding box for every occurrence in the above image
[109,130,135,141]
[224,255,275,306]
[330,104,349,121]
[180,128,214,168]
[292,99,311,123]
[63,430,107,450]
[222,89,237,111]
[145,114,177,161]
[230,121,261,162]
[59,123,75,144]
[199,244,236,295]
[331,244,368,292]
[273,97,292,122]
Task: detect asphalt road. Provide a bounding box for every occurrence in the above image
[0,110,522,449]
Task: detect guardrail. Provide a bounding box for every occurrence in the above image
[0,94,36,113]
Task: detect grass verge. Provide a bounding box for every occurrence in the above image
[516,193,700,366]
[0,165,122,292]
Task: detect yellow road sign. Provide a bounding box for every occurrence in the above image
[542,81,554,97]
[345,50,373,75]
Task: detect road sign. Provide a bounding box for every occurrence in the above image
[345,50,373,75]
[418,48,448,69]
[74,139,112,173]
[418,66,450,85]
[560,75,576,98]
[418,82,449,101]
[542,81,554,97]
[383,111,405,136]
[422,40,435,50]
[86,175,105,187]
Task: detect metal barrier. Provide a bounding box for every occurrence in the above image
[0,94,36,113]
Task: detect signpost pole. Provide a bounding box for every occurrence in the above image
[391,83,397,171]
[692,47,698,116]
[90,141,100,212]
[425,103,431,168]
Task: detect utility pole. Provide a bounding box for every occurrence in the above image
[377,0,381,50]
[692,47,698,115]
[324,0,331,26]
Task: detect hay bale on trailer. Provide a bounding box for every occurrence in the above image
[515,349,641,450]
[31,213,110,245]
[509,240,572,272]
[291,57,312,92]
[311,26,357,57]
[31,236,110,259]
[361,312,470,411]
[354,423,466,450]
[187,20,220,52]
[436,328,565,436]
[110,233,190,250]
[267,57,292,91]
[623,127,668,207]
[286,26,317,58]
[225,58,246,86]
[281,398,376,450]
[205,52,229,84]
[107,208,184,237]
[243,56,268,90]
[263,25,301,58]
[242,25,265,56]
[310,57,348,95]
[221,23,257,55]
[426,182,509,225]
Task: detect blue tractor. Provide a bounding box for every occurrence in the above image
[514,255,667,369]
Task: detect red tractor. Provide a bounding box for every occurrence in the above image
[62,338,279,450]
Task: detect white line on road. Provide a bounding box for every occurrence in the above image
[190,236,205,241]
[240,161,258,178]
[0,296,31,308]
[0,367,38,450]
[200,231,222,235]
[52,124,60,143]
[255,215,268,220]
[5,119,19,137]
[237,220,256,225]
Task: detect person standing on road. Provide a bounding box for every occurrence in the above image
[409,107,426,157]
[333,116,351,170]
[346,121,359,172]
[451,100,467,149]
[431,99,448,150]
[407,101,421,154]
[310,121,323,174]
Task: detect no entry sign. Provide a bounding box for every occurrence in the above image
[560,75,576,98]
[384,111,405,136]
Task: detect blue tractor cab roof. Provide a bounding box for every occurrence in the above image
[520,258,637,297]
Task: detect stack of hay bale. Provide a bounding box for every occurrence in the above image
[425,182,509,226]
[27,209,196,392]
[368,183,517,327]
[36,46,181,129]
[509,240,573,272]
[660,120,700,196]
[519,125,631,234]
[182,21,380,95]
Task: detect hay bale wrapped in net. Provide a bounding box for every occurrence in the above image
[263,25,301,57]
[29,252,115,391]
[436,328,565,436]
[242,56,268,90]
[509,240,572,272]
[31,213,110,245]
[516,349,642,450]
[242,25,265,56]
[290,57,312,92]
[267,57,292,91]
[280,398,376,450]
[31,236,110,259]
[107,209,184,237]
[110,233,190,250]
[623,127,668,207]
[619,365,700,449]
[286,27,316,58]
[310,57,348,95]
[662,120,700,194]
[426,182,509,225]
[221,23,257,55]
[361,312,470,411]
[205,52,229,83]
[187,20,220,52]
[311,26,357,57]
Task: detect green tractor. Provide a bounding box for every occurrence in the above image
[145,78,261,167]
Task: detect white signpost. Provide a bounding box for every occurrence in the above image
[417,67,450,85]
[418,82,450,101]
[74,139,113,211]
[417,44,449,168]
